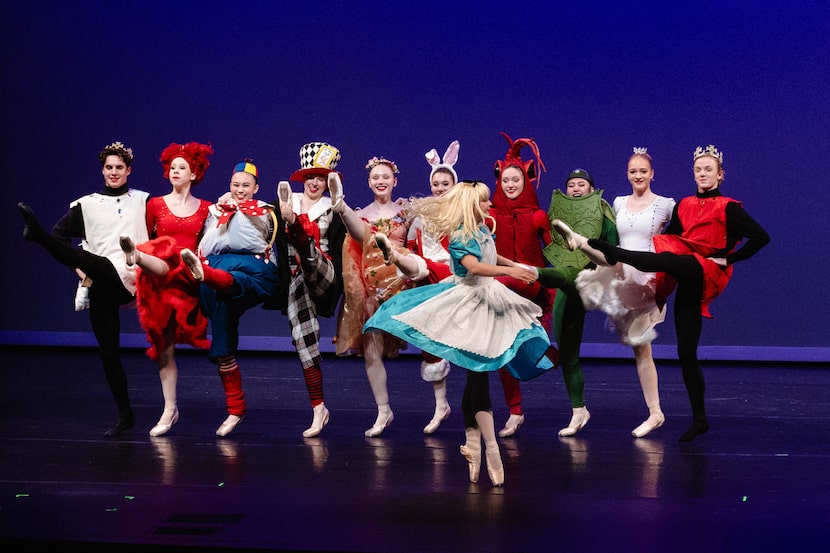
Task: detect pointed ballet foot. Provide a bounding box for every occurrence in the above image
[632,412,665,438]
[364,409,394,437]
[181,248,204,281]
[302,404,330,438]
[587,238,618,265]
[119,234,136,267]
[18,202,44,242]
[149,407,179,437]
[423,405,451,434]
[216,414,244,437]
[498,413,525,438]
[374,232,395,265]
[327,172,344,213]
[551,219,581,251]
[485,448,505,487]
[104,413,136,437]
[679,419,709,442]
[459,444,481,484]
[559,407,590,437]
[277,180,295,224]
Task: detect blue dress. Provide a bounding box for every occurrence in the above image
[364,226,554,381]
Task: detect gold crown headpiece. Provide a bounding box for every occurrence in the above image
[632,147,648,155]
[365,156,399,174]
[693,144,723,163]
[104,141,134,161]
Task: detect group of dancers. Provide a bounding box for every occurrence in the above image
[18,136,769,487]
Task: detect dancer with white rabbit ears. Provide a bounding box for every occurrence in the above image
[380,140,461,434]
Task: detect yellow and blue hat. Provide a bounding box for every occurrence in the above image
[233,159,258,181]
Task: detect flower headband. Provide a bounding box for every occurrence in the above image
[365,156,399,174]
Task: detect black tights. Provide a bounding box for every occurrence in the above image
[31,227,135,421]
[589,241,709,440]
[461,371,492,428]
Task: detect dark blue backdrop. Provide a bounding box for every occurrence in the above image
[2,1,827,361]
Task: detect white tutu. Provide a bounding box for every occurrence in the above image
[576,264,665,346]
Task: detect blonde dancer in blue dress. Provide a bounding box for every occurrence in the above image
[364,181,555,487]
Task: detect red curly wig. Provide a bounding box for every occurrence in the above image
[160,142,214,185]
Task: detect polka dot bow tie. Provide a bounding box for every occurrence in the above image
[216,200,269,227]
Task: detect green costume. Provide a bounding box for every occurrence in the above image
[538,189,618,408]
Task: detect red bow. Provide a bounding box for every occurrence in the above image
[216,200,269,227]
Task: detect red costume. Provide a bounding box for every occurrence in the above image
[491,133,557,421]
[653,194,736,318]
[136,197,212,360]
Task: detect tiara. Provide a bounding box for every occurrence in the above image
[632,147,648,154]
[365,156,400,174]
[105,141,134,160]
[693,144,723,162]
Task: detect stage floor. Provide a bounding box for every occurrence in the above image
[1,346,828,552]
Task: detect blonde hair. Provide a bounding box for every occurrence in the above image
[407,180,494,243]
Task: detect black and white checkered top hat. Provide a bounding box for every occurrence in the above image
[290,142,342,182]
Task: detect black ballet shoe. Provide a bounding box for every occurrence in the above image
[679,420,710,442]
[104,413,136,437]
[587,238,618,265]
[18,202,44,241]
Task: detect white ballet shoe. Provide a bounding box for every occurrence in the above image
[277,180,295,224]
[302,403,330,438]
[215,414,244,437]
[364,408,394,437]
[423,404,451,434]
[485,447,505,487]
[327,172,344,213]
[460,427,482,483]
[180,248,204,281]
[74,280,90,312]
[374,232,396,265]
[119,234,136,267]
[551,219,583,251]
[149,407,179,437]
[632,412,665,438]
[558,407,590,437]
[498,413,525,438]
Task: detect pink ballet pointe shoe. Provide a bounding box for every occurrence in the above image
[460,427,482,483]
[423,404,451,434]
[632,412,665,438]
[149,407,179,437]
[277,180,295,224]
[485,447,505,487]
[119,234,137,267]
[303,403,330,438]
[374,232,396,265]
[181,248,204,281]
[551,219,582,251]
[498,413,525,438]
[327,173,344,213]
[216,414,244,437]
[558,407,590,437]
[365,408,394,437]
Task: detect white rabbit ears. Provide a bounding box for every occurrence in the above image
[425,140,460,184]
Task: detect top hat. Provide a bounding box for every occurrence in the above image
[290,142,342,182]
